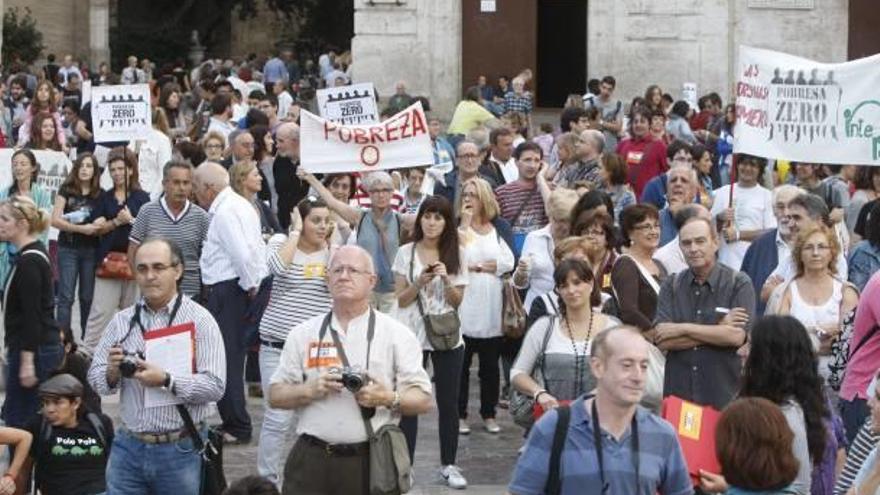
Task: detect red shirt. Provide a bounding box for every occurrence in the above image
[690,110,713,131]
[616,136,668,199]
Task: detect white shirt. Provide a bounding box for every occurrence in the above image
[277,91,294,119]
[200,187,267,291]
[770,250,848,283]
[270,309,432,444]
[129,128,172,200]
[653,236,688,275]
[515,225,556,311]
[711,183,777,271]
[459,228,515,339]
[391,243,469,350]
[490,155,519,185]
[207,117,236,145]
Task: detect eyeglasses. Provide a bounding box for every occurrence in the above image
[583,229,605,238]
[632,223,660,232]
[369,188,393,195]
[803,244,831,253]
[135,262,179,275]
[205,144,223,150]
[329,265,372,277]
[458,154,479,160]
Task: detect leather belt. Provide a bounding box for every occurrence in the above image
[127,427,191,444]
[301,433,369,457]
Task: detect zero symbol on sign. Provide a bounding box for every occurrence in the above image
[360,145,381,167]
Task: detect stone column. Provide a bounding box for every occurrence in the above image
[89,0,110,67]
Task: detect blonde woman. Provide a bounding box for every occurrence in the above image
[201,131,226,163]
[229,161,281,238]
[457,177,515,434]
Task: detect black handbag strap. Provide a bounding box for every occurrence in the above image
[545,404,571,495]
[407,243,431,324]
[175,404,206,454]
[850,323,880,360]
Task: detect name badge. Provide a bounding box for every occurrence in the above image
[715,307,730,314]
[307,341,340,368]
[303,262,326,278]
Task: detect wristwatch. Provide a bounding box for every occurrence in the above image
[389,390,401,413]
[163,372,175,393]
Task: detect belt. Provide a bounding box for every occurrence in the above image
[260,339,285,349]
[127,427,191,444]
[301,433,369,457]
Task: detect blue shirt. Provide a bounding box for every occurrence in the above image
[659,208,677,247]
[509,397,693,495]
[262,57,288,84]
[89,189,150,262]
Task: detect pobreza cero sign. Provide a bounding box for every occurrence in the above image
[300,101,433,173]
[90,83,152,144]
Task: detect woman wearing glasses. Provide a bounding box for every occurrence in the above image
[611,204,666,331]
[769,223,858,382]
[0,196,63,428]
[200,131,226,163]
[256,196,333,486]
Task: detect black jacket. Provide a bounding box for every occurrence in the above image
[4,241,58,351]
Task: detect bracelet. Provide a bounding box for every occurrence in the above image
[533,389,548,401]
[389,390,401,412]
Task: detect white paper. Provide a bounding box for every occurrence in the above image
[144,326,194,408]
[481,0,496,12]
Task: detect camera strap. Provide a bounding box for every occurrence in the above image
[591,398,639,493]
[317,309,376,372]
[121,293,184,344]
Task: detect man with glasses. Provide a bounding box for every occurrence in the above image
[710,154,776,271]
[221,130,255,169]
[194,162,267,445]
[434,140,492,216]
[653,215,755,410]
[269,245,432,495]
[88,237,226,494]
[640,140,694,210]
[658,164,699,247]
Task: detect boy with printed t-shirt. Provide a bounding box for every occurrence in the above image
[27,374,114,495]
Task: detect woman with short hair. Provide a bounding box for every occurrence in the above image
[612,204,666,331]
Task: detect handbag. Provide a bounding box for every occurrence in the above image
[510,316,556,429]
[176,405,227,495]
[408,244,460,351]
[322,311,411,494]
[96,251,134,280]
[501,276,527,339]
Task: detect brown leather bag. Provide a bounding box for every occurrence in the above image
[96,252,134,280]
[501,276,527,339]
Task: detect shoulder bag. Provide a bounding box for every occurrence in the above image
[510,316,556,429]
[176,405,227,495]
[408,243,460,351]
[320,311,412,495]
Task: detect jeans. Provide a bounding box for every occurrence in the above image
[400,346,464,466]
[2,343,63,427]
[106,428,203,495]
[55,244,96,336]
[459,336,502,420]
[840,397,870,447]
[257,344,297,487]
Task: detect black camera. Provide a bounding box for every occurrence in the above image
[330,366,369,393]
[119,350,145,378]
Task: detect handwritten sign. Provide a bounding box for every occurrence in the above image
[91,84,151,143]
[317,82,379,125]
[301,101,433,173]
[734,45,880,165]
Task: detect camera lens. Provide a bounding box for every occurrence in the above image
[341,372,364,393]
[119,359,137,378]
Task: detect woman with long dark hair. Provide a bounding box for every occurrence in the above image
[17,80,65,150]
[51,153,101,336]
[392,195,469,489]
[738,315,836,495]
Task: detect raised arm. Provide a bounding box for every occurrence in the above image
[297,169,363,226]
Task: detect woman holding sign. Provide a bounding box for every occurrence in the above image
[299,169,415,312]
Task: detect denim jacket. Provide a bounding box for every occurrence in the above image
[848,240,880,292]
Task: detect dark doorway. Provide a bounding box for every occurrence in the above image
[537,0,586,107]
[849,0,880,60]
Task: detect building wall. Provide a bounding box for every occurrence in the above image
[351,0,461,120]
[587,0,848,107]
[229,2,299,58]
[7,0,91,63]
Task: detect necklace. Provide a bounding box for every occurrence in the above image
[564,310,594,398]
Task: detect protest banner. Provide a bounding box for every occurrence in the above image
[300,101,433,174]
[682,82,698,110]
[0,149,73,240]
[317,82,379,125]
[91,83,152,143]
[734,45,880,165]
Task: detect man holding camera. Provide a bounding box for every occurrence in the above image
[269,245,433,494]
[88,238,226,495]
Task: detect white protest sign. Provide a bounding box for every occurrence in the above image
[91,83,151,143]
[682,82,698,110]
[301,101,433,174]
[0,149,73,240]
[734,45,880,165]
[317,82,379,125]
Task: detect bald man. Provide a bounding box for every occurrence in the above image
[273,123,306,230]
[196,160,267,443]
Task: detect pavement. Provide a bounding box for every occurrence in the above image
[0,364,521,494]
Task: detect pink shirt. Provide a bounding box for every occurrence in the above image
[841,271,880,401]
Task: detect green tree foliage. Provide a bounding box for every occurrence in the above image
[2,7,45,67]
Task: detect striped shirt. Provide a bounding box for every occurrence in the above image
[87,294,226,433]
[129,198,210,297]
[259,235,332,343]
[495,181,548,235]
[834,419,878,495]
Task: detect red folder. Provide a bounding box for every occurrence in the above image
[661,396,722,484]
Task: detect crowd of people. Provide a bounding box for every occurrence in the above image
[0,45,878,495]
